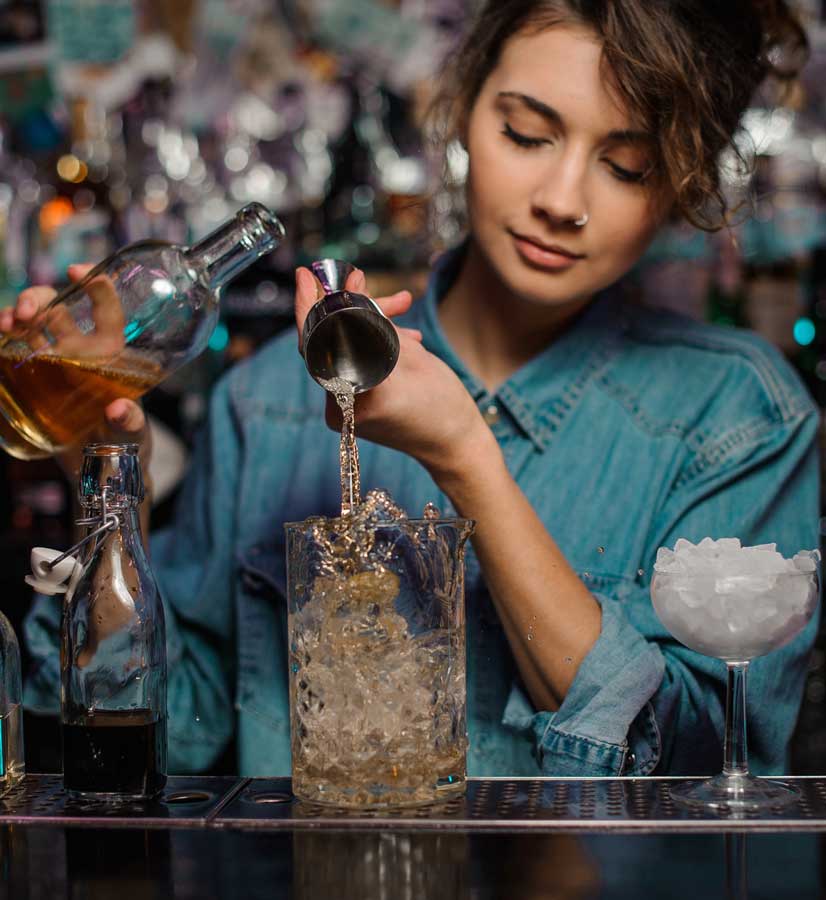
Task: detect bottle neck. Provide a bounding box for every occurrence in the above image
[186,204,284,292]
[80,506,146,565]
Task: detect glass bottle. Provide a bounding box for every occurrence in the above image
[0,608,25,796]
[0,202,285,460]
[61,442,166,799]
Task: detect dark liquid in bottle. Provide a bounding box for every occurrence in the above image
[62,709,166,797]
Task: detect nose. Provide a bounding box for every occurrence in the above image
[530,148,589,227]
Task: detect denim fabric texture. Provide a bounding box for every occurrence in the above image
[24,246,821,777]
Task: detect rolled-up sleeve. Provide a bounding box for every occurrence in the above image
[504,406,820,777]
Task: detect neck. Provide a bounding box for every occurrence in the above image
[437,239,591,392]
[187,224,253,292]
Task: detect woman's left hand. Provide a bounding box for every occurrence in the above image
[293,266,496,486]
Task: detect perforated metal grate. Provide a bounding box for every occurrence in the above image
[214,777,826,832]
[4,776,826,832]
[0,774,245,828]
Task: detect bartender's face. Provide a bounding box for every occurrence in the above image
[464,23,673,311]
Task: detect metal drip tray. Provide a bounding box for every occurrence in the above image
[215,777,826,832]
[0,775,246,828]
[4,776,826,831]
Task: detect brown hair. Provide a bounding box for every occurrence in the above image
[429,0,808,230]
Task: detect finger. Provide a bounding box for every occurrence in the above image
[294,267,321,349]
[8,286,57,350]
[42,302,87,347]
[69,264,125,352]
[345,268,367,294]
[103,399,147,440]
[15,286,56,322]
[373,290,413,319]
[398,327,423,342]
[67,263,95,281]
[341,268,414,320]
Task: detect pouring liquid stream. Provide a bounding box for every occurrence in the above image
[319,377,361,517]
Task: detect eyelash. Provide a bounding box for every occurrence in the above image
[608,163,647,184]
[501,122,547,148]
[501,122,647,184]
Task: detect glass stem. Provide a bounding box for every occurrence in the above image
[723,662,749,777]
[725,833,749,900]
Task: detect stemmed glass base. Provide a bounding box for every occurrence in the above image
[670,772,798,812]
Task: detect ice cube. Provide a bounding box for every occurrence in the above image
[740,548,786,575]
[359,488,408,523]
[716,538,742,552]
[674,538,697,555]
[655,547,688,573]
[784,575,816,614]
[752,600,777,623]
[345,569,400,608]
[714,574,777,594]
[792,550,819,573]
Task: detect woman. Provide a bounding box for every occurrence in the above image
[20,0,818,777]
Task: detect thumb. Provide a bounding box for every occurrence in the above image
[67,263,95,282]
[104,399,147,441]
[294,267,321,350]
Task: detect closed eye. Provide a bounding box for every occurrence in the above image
[501,122,550,148]
[606,160,647,183]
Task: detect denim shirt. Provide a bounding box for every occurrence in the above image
[24,247,820,778]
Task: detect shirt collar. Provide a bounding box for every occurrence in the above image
[406,243,628,452]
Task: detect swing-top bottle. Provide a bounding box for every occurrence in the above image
[61,442,166,799]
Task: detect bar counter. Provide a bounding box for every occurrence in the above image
[2,775,825,897]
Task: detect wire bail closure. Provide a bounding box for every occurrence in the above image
[26,487,121,596]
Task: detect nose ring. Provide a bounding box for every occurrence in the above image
[574,213,589,227]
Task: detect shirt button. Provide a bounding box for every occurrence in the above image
[483,404,500,426]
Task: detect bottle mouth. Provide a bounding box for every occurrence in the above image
[80,443,144,505]
[237,202,286,249]
[83,442,139,457]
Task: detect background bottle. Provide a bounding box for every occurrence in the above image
[61,442,166,799]
[0,605,24,796]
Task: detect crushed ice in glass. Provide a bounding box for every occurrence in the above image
[288,489,473,807]
[652,537,820,660]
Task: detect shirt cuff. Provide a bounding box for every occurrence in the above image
[502,590,665,775]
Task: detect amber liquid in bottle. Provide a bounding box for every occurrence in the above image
[0,350,161,459]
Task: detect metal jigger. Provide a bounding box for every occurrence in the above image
[302,259,400,393]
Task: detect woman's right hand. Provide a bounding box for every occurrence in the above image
[0,265,151,479]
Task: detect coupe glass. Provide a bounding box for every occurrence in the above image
[651,565,818,811]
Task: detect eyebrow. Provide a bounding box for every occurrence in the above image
[497,91,652,144]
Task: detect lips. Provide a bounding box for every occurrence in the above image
[510,231,586,271]
[511,232,585,259]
